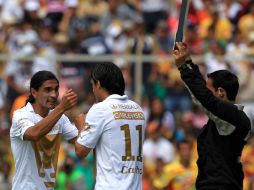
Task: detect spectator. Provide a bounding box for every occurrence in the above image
[100,0,142,34]
[138,0,169,33]
[44,0,78,33]
[5,44,36,111]
[238,1,254,43]
[147,98,175,140]
[242,135,254,190]
[143,121,175,164]
[56,154,85,190]
[153,139,198,190]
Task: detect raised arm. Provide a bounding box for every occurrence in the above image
[172,42,250,135]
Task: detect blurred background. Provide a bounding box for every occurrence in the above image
[1,0,254,190]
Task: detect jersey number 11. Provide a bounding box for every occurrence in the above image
[121,124,143,162]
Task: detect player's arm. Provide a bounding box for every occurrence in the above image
[74,113,92,158]
[23,89,77,141]
[73,113,92,158]
[74,105,105,158]
[67,113,87,144]
[58,0,77,32]
[75,143,92,159]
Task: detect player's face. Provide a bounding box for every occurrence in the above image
[32,79,59,110]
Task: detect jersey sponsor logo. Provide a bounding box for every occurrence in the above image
[120,165,143,174]
[110,104,118,109]
[84,123,91,130]
[31,134,62,188]
[110,104,140,110]
[113,111,145,120]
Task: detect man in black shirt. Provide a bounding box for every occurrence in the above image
[172,42,251,190]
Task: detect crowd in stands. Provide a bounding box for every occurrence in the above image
[1,0,254,189]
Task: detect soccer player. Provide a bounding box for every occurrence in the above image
[172,42,251,190]
[75,62,146,190]
[10,71,79,190]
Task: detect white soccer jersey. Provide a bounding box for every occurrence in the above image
[77,94,146,190]
[10,103,78,190]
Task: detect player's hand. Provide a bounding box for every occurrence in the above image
[172,42,191,68]
[74,113,86,132]
[59,89,78,111]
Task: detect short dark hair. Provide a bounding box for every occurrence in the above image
[26,71,59,104]
[91,62,125,95]
[207,70,239,101]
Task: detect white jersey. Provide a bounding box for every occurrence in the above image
[77,94,146,190]
[10,103,78,190]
